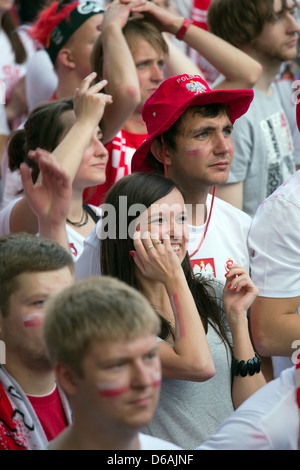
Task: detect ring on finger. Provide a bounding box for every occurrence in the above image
[146,244,154,250]
[153,240,162,246]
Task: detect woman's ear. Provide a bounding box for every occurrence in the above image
[150,139,172,166]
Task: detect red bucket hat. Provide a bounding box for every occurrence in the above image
[131,74,254,173]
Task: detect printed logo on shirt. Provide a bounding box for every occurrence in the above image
[260,111,294,198]
[69,243,78,258]
[190,257,216,278]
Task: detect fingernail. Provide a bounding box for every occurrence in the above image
[135,229,140,233]
[228,284,231,289]
[129,251,135,258]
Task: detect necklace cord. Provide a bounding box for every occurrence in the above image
[66,204,89,227]
[189,186,216,259]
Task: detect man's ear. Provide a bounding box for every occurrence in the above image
[150,139,172,167]
[56,47,76,70]
[55,363,79,396]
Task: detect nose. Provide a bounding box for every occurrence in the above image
[213,132,232,156]
[286,11,300,33]
[150,63,164,83]
[93,136,108,159]
[168,215,185,242]
[131,361,154,388]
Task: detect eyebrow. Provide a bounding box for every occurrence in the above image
[188,122,233,137]
[100,345,160,366]
[21,292,49,303]
[274,1,296,15]
[147,208,187,220]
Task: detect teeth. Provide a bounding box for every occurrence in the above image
[172,245,180,251]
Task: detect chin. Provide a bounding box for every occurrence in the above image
[126,414,154,430]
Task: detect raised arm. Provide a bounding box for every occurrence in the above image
[130,0,262,89]
[52,73,112,180]
[250,295,300,358]
[9,74,112,234]
[132,231,215,382]
[96,0,142,144]
[20,148,71,251]
[222,263,266,409]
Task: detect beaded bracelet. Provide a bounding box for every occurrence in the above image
[231,352,261,377]
[176,18,193,40]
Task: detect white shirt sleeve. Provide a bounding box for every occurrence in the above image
[249,180,300,298]
[197,366,298,450]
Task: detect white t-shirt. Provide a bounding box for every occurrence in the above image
[197,366,299,450]
[188,194,252,284]
[75,194,252,282]
[25,49,58,112]
[0,27,36,130]
[75,222,101,279]
[66,206,101,261]
[139,433,182,450]
[0,104,9,135]
[0,196,100,262]
[248,170,300,377]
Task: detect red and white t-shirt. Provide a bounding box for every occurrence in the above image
[27,386,67,442]
[188,193,252,284]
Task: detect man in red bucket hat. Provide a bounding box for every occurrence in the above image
[131,73,254,284]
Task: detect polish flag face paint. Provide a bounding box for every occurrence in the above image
[97,371,162,399]
[152,371,162,388]
[185,145,200,157]
[23,313,44,328]
[98,383,129,398]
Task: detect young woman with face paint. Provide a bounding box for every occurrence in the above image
[90,172,266,448]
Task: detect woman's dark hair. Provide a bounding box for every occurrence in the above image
[8,97,73,185]
[2,11,27,64]
[100,172,231,347]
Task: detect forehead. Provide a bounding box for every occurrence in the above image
[178,106,231,133]
[150,187,185,208]
[14,268,74,298]
[60,109,76,136]
[130,37,166,60]
[273,0,296,11]
[87,334,158,361]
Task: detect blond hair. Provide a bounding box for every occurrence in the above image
[43,276,161,376]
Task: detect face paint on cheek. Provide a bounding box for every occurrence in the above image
[97,382,129,398]
[23,313,44,328]
[185,145,199,157]
[152,370,162,388]
[170,292,185,338]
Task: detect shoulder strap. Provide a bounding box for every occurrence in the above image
[83,203,101,223]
